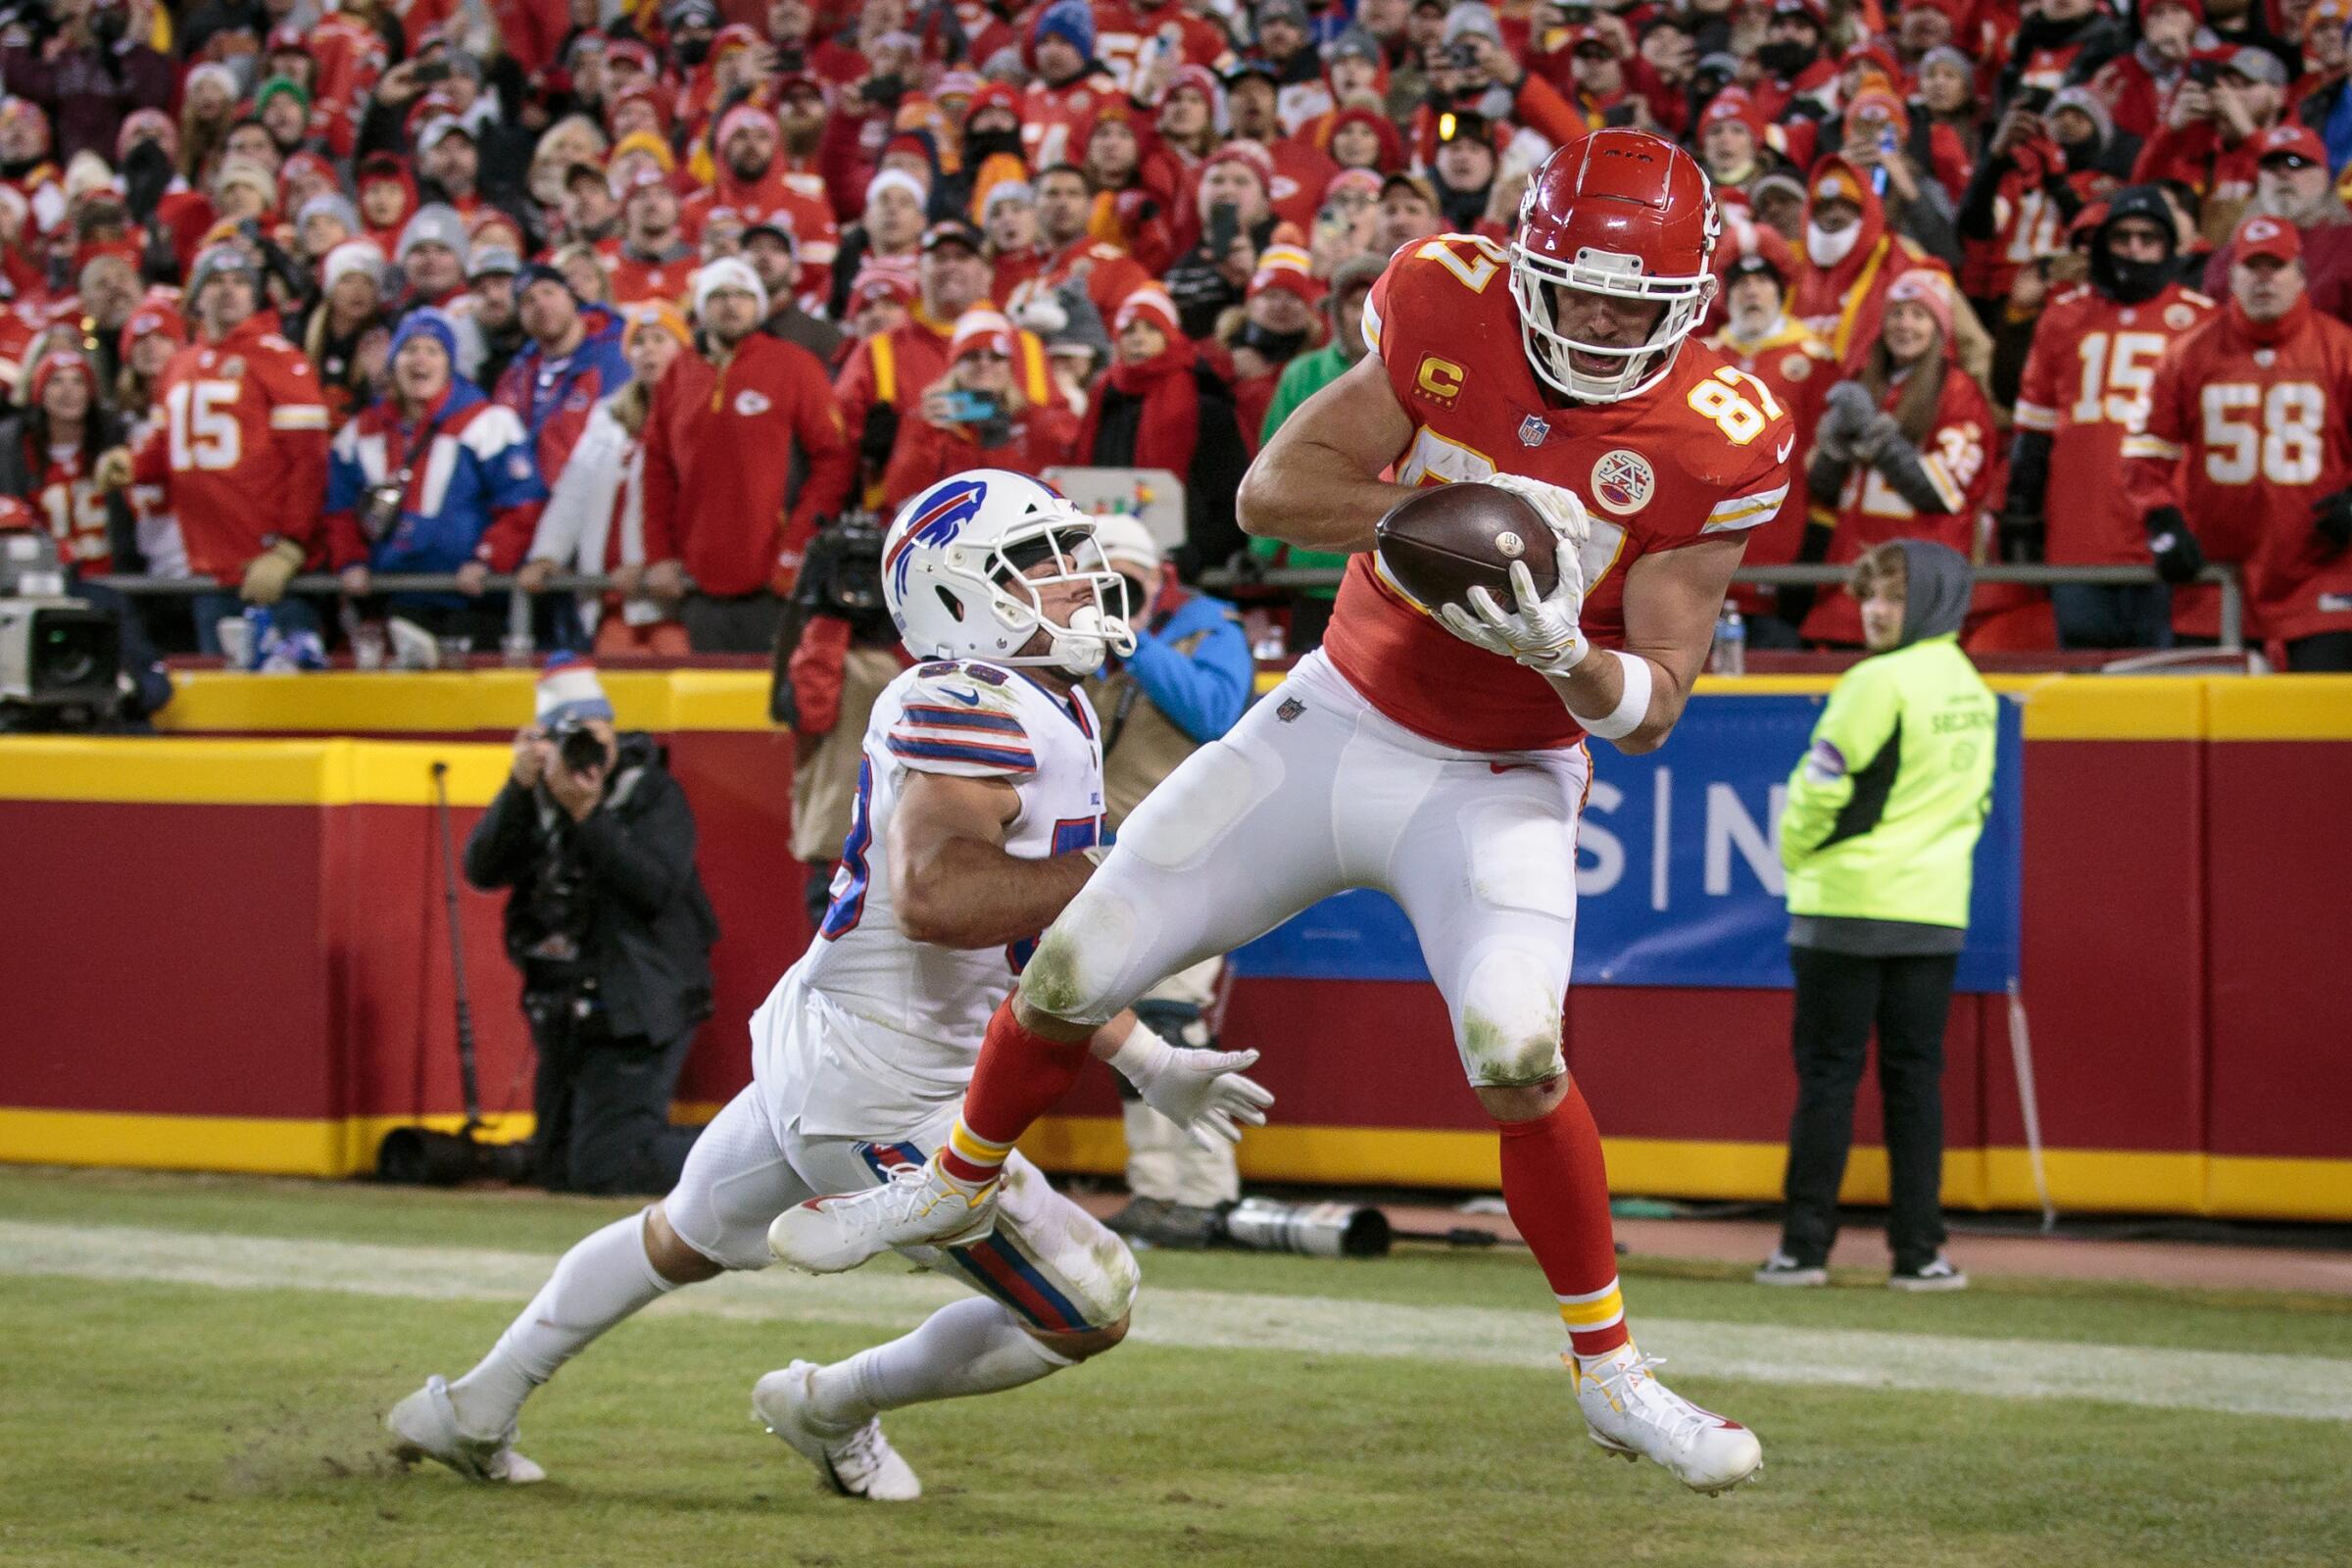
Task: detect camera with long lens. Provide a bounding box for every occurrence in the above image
[0,530,122,733]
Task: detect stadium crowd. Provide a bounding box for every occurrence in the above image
[4,0,2351,668]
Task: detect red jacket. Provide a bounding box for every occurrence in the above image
[641,335,856,595]
[880,402,1081,513]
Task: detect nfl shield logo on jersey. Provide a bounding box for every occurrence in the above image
[1591,449,1656,515]
[1518,414,1547,448]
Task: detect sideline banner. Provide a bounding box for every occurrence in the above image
[1227,694,2025,994]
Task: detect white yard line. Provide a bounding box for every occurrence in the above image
[7,1219,2350,1423]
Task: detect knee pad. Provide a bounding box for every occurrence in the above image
[1455,946,1568,1089]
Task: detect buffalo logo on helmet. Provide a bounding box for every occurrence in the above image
[1590,449,1655,514]
[887,477,990,597]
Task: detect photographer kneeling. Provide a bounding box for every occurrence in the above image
[464,657,719,1195]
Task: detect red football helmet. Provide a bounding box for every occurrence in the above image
[1509,128,1721,403]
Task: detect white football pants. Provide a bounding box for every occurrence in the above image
[1021,650,1590,1090]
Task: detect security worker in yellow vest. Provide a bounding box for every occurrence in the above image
[1757,539,1997,1294]
[1083,513,1257,1248]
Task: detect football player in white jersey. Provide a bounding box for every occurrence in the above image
[386,470,1272,1499]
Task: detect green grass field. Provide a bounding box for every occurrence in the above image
[5,1166,2350,1568]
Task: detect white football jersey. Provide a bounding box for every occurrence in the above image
[755,658,1106,1137]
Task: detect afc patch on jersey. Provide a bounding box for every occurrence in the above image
[1590,450,1656,515]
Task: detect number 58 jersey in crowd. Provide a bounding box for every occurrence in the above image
[755,658,1106,1139]
[1329,233,1795,753]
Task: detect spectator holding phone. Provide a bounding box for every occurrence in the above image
[878,309,1079,512]
[2132,47,2287,242]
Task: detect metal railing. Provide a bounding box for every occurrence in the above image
[81,564,2249,656]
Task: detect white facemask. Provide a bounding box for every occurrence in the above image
[1807,219,1860,268]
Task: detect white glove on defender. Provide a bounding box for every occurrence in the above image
[1108,1028,1275,1151]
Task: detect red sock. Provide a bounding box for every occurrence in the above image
[939,1000,1092,1184]
[1498,1081,1630,1359]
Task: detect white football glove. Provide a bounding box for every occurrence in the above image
[1457,560,1592,677]
[1108,1028,1275,1151]
[1482,470,1592,558]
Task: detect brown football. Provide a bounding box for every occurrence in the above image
[1373,482,1558,614]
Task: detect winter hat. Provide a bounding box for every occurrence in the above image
[1202,138,1276,195]
[322,238,387,294]
[1031,0,1097,61]
[610,128,677,174]
[1442,2,1503,46]
[116,107,175,163]
[1249,244,1324,306]
[26,347,92,407]
[398,204,470,267]
[212,157,279,206]
[2047,85,2114,148]
[119,293,185,361]
[693,254,768,317]
[296,191,361,236]
[1259,0,1311,34]
[982,178,1036,216]
[1701,85,1766,135]
[1114,286,1182,339]
[1917,45,1976,84]
[254,76,311,117]
[1092,510,1161,577]
[714,102,776,150]
[415,116,474,156]
[1323,167,1383,204]
[850,264,917,309]
[182,62,239,105]
[1884,271,1954,345]
[624,298,692,350]
[964,81,1025,128]
[536,654,615,726]
[467,245,523,281]
[389,306,460,365]
[185,243,261,311]
[864,167,930,211]
[950,307,1016,360]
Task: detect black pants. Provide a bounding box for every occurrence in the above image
[681,592,784,653]
[2285,631,2352,671]
[525,996,699,1196]
[1779,947,1959,1272]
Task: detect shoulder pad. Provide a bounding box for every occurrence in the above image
[2180,289,2215,308]
[960,662,1010,686]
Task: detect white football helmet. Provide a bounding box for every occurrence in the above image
[881,469,1136,674]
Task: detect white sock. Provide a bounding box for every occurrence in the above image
[806,1298,1074,1429]
[448,1211,678,1435]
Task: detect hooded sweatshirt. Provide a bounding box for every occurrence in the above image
[1789,156,1942,369]
[1780,539,1997,951]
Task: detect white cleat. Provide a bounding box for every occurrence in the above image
[767,1155,999,1274]
[386,1375,546,1485]
[1572,1344,1762,1496]
[753,1361,922,1501]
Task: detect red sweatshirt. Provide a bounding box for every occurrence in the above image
[640,334,856,596]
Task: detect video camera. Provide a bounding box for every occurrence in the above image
[0,530,123,732]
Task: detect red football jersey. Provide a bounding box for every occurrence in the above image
[1800,359,1997,646]
[2123,301,2352,644]
[130,317,331,580]
[1706,317,1837,615]
[2013,280,2218,564]
[1324,234,1795,753]
[28,446,108,569]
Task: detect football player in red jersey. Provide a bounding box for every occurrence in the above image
[2001,187,2217,649]
[2124,218,2352,669]
[771,129,1781,1496]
